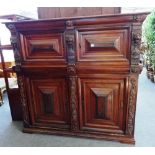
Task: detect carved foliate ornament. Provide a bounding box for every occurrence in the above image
[65,23,79,130]
[69,77,79,130]
[126,76,137,136]
[131,24,142,73]
[18,76,30,127]
[130,65,143,74]
[66,20,74,29]
[67,64,76,75]
[6,24,16,33]
[133,14,145,23]
[12,65,22,73]
[7,24,22,66]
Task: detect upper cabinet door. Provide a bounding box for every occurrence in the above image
[19,32,66,62]
[76,27,131,64]
[76,26,131,73]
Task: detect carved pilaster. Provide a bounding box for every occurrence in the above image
[6,24,27,125]
[65,30,76,64]
[65,20,79,131]
[6,24,22,66]
[69,76,79,131]
[7,25,28,125]
[128,23,142,134]
[18,76,30,127]
[130,23,142,74]
[126,76,138,136]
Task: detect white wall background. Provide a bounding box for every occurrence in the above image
[121,7,154,13]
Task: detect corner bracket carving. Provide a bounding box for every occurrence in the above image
[66,20,74,29]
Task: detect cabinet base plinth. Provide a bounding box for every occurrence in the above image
[23,127,135,144]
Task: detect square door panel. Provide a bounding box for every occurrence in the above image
[20,33,65,61]
[29,78,69,129]
[79,77,127,134]
[77,28,130,62]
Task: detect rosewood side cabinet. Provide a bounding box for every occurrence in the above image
[5,13,148,144]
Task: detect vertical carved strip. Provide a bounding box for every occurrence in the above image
[128,22,142,136]
[65,20,79,131]
[69,77,79,130]
[6,24,22,66]
[66,34,76,64]
[126,76,137,136]
[6,24,29,126]
[18,76,30,127]
[130,23,142,74]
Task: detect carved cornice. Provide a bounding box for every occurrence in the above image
[126,76,137,136]
[18,76,30,127]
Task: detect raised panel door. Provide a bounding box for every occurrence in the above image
[77,28,130,63]
[26,78,70,130]
[76,27,131,74]
[79,75,128,134]
[19,32,66,62]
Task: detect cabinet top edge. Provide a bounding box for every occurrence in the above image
[4,12,149,30]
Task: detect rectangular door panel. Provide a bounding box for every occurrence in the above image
[26,78,70,130]
[20,32,66,62]
[76,27,130,64]
[79,75,128,134]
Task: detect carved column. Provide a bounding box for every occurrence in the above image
[126,21,142,136]
[130,22,142,74]
[65,20,79,131]
[126,76,138,136]
[6,24,22,66]
[6,24,30,127]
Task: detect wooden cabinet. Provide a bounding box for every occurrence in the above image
[6,12,148,144]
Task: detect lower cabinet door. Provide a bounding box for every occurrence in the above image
[79,75,128,134]
[27,78,70,130]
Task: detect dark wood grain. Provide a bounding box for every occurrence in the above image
[6,12,148,144]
